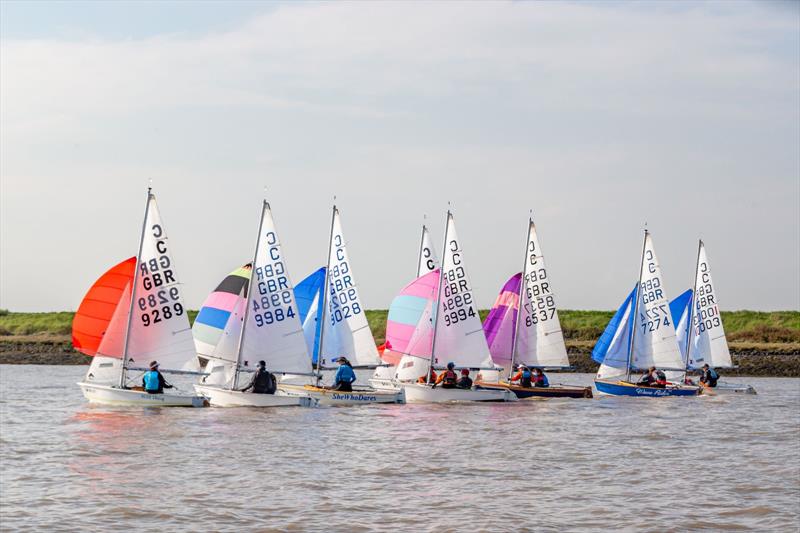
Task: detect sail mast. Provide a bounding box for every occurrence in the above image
[427,210,450,384]
[416,223,427,278]
[508,216,532,381]
[315,204,337,384]
[231,200,268,391]
[626,229,648,383]
[683,239,703,378]
[118,187,152,389]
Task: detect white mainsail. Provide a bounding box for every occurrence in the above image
[320,207,381,367]
[431,212,494,369]
[631,232,684,371]
[120,193,197,373]
[238,203,313,376]
[417,225,440,277]
[688,241,732,369]
[514,219,569,368]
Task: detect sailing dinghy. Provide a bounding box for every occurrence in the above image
[277,205,405,405]
[670,241,756,395]
[370,223,440,390]
[401,211,516,403]
[193,200,316,407]
[475,217,592,399]
[593,230,700,397]
[73,189,207,407]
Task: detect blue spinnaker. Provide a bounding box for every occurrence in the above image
[592,285,637,368]
[295,267,326,363]
[669,288,693,363]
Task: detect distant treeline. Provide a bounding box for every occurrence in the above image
[1,308,798,345]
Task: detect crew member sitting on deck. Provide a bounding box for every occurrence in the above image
[456,368,473,389]
[532,368,550,388]
[637,366,667,388]
[637,367,658,387]
[509,364,533,387]
[434,362,458,389]
[332,357,357,392]
[699,364,719,388]
[142,361,173,394]
[241,360,276,394]
[418,367,437,384]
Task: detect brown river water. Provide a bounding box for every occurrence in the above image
[1,365,799,532]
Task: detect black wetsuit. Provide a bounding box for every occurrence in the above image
[242,368,276,394]
[456,376,473,389]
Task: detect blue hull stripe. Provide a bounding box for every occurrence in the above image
[595,380,699,397]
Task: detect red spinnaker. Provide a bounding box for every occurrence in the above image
[72,257,136,356]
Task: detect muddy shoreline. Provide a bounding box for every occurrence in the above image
[2,335,798,377]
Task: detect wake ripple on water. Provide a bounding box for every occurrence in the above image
[0,367,799,532]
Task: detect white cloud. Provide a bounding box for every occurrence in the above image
[1,1,798,311]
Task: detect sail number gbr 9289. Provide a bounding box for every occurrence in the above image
[137,223,184,327]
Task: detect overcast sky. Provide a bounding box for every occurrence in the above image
[1,1,798,312]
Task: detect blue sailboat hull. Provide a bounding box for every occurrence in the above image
[594,379,700,397]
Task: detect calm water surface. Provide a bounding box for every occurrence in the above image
[1,365,799,532]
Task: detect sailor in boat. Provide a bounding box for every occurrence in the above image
[417,367,437,384]
[332,357,357,392]
[456,368,473,389]
[433,362,458,389]
[636,366,667,388]
[143,361,174,394]
[532,368,550,388]
[240,361,277,394]
[699,364,719,390]
[509,364,534,387]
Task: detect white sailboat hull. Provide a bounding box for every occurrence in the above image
[402,383,517,403]
[278,384,405,405]
[194,384,316,407]
[369,365,399,391]
[78,382,207,407]
[700,382,757,395]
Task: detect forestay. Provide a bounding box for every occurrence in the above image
[320,208,381,367]
[631,233,684,371]
[417,225,440,277]
[514,220,569,368]
[432,213,494,369]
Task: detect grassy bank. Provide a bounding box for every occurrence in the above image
[2,309,798,343]
[1,309,798,375]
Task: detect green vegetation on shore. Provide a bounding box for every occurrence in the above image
[2,308,797,344]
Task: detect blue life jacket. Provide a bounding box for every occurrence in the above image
[520,370,532,387]
[143,371,160,391]
[335,365,356,384]
[540,373,549,387]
